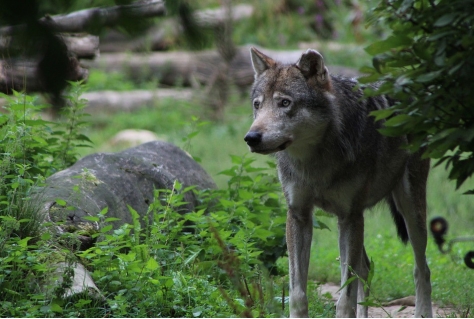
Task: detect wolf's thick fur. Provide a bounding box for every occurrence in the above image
[244,48,433,318]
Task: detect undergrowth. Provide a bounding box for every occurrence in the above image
[0,88,334,317]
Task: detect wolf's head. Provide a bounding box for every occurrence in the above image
[244,48,338,157]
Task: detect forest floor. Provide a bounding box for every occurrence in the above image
[318,283,460,318]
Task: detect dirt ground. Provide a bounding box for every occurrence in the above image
[318,283,460,318]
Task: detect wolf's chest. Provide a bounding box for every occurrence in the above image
[279,156,382,217]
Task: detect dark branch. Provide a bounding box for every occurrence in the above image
[0,0,166,36]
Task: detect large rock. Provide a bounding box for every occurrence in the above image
[40,141,216,242]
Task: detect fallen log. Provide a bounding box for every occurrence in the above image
[62,34,100,59]
[0,56,88,94]
[82,88,194,113]
[84,45,361,89]
[99,4,254,52]
[0,34,99,60]
[0,0,166,36]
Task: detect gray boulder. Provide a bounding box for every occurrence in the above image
[39,140,216,245]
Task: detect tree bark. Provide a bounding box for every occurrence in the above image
[0,0,166,36]
[0,34,99,59]
[99,4,254,52]
[0,56,88,94]
[62,34,100,59]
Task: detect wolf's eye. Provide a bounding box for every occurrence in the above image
[281,99,291,107]
[253,100,260,109]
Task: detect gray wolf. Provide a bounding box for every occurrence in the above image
[244,47,433,318]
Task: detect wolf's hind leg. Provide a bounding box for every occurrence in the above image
[391,162,432,318]
[356,246,370,318]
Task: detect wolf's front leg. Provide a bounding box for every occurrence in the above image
[284,182,314,318]
[336,214,366,318]
[287,205,313,318]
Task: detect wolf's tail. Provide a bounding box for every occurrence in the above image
[387,196,409,244]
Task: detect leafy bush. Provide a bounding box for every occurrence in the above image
[0,84,94,317]
[0,88,333,317]
[0,83,92,239]
[361,0,474,192]
[0,142,296,317]
[75,155,289,317]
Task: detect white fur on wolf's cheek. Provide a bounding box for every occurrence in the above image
[283,108,329,159]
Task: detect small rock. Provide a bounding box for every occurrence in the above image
[109,129,162,147]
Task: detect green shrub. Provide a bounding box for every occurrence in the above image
[361,0,474,192]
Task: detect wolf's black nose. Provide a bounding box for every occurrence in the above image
[244,131,262,147]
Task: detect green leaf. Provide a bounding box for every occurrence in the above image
[416,70,443,83]
[83,216,100,222]
[434,13,457,27]
[365,35,412,56]
[238,189,253,200]
[254,228,276,240]
[370,109,395,122]
[74,133,93,143]
[184,249,203,265]
[384,114,412,127]
[55,198,67,206]
[41,232,52,241]
[313,218,330,231]
[32,136,48,145]
[146,257,159,271]
[100,225,113,233]
[99,206,109,216]
[18,237,32,247]
[337,276,357,292]
[367,259,375,287]
[50,302,63,313]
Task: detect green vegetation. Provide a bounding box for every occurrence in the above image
[0,89,295,317]
[361,0,474,193]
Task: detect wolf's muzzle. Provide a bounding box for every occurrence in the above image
[244,131,262,147]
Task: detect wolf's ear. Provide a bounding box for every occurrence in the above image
[250,47,276,77]
[297,49,331,89]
